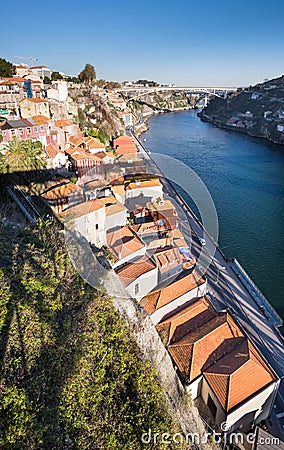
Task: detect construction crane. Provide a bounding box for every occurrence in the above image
[14,56,39,66]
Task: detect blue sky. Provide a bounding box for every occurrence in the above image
[2,0,284,86]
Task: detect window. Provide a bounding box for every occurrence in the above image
[11,129,16,136]
[19,128,24,135]
[95,224,99,230]
[207,394,217,419]
[2,131,6,136]
[27,127,31,134]
[34,127,38,133]
[134,283,139,295]
[40,125,44,131]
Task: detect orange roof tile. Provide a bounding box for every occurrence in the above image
[45,144,64,159]
[60,199,105,219]
[167,313,244,383]
[41,183,79,200]
[125,178,162,190]
[31,115,49,125]
[141,269,206,315]
[69,135,84,146]
[55,119,75,127]
[20,98,48,103]
[203,338,276,411]
[107,226,145,262]
[116,256,156,286]
[153,247,182,273]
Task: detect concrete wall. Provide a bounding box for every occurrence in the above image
[150,280,207,325]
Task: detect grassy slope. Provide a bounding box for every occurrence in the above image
[0,221,176,449]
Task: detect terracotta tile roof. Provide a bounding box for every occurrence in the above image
[60,199,105,219]
[0,77,26,83]
[107,226,145,263]
[30,65,47,69]
[147,237,174,249]
[84,179,109,190]
[94,151,107,160]
[114,135,134,146]
[125,178,162,190]
[20,98,48,103]
[203,337,276,411]
[69,135,84,146]
[46,144,64,159]
[98,196,126,216]
[31,115,49,125]
[41,182,79,200]
[111,184,125,199]
[156,297,211,344]
[167,313,244,383]
[55,119,75,127]
[116,256,156,286]
[84,137,105,149]
[132,221,169,235]
[69,150,101,162]
[141,269,206,315]
[118,153,141,162]
[153,247,182,273]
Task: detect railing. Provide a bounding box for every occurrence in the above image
[230,258,283,327]
[7,186,43,223]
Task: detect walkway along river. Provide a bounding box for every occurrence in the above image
[141,109,284,321]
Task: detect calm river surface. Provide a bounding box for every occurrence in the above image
[142,110,284,319]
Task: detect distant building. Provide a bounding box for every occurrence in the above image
[20,98,50,119]
[30,65,51,79]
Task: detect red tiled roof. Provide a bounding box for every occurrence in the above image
[141,269,206,315]
[20,97,48,103]
[55,119,75,127]
[31,115,49,125]
[167,312,244,383]
[69,135,84,146]
[107,226,144,262]
[125,178,162,190]
[41,183,79,200]
[60,199,105,219]
[116,256,156,286]
[45,144,64,159]
[203,338,276,411]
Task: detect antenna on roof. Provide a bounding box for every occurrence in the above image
[14,56,39,66]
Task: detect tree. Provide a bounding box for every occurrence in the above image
[43,76,51,84]
[0,58,14,77]
[79,64,96,84]
[51,71,63,81]
[1,139,46,172]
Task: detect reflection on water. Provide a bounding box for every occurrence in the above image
[142,110,284,319]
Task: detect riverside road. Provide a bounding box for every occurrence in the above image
[129,128,284,442]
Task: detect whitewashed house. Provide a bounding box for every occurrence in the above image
[60,199,106,247]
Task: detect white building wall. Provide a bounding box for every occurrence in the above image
[150,280,207,325]
[201,376,278,432]
[186,375,203,399]
[74,208,106,247]
[104,210,127,233]
[227,381,278,431]
[125,267,158,300]
[125,185,163,201]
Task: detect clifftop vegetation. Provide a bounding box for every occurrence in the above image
[0,220,176,449]
[199,75,284,145]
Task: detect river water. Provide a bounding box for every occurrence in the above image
[142,110,284,320]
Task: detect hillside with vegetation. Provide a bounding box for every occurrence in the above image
[0,219,177,449]
[199,75,284,145]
